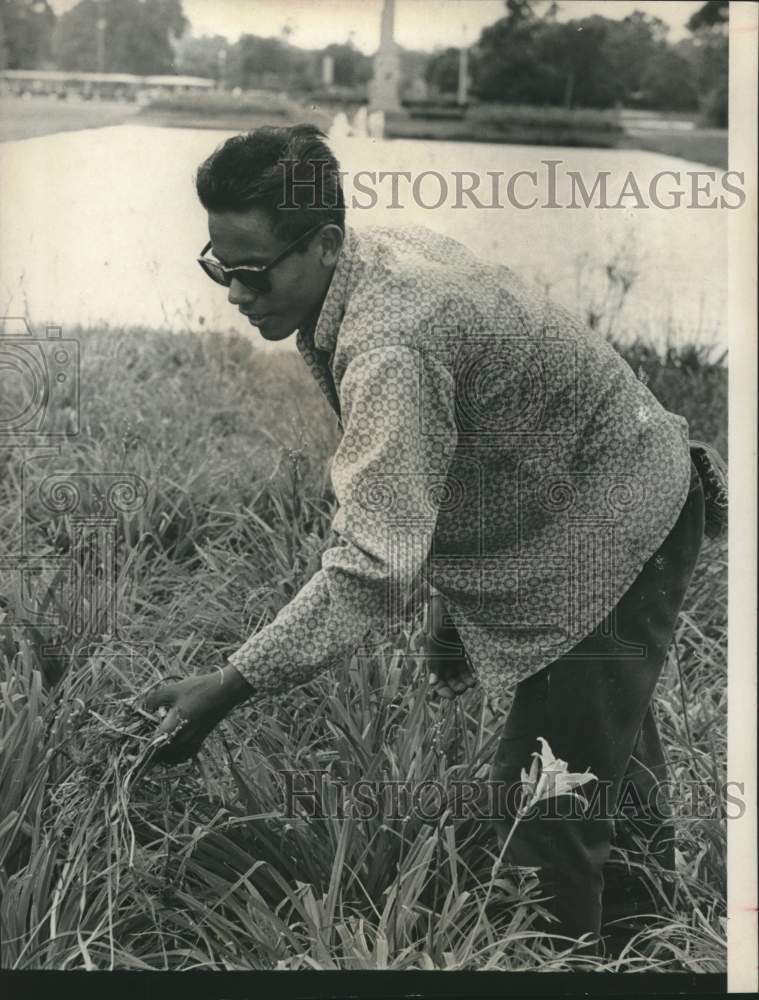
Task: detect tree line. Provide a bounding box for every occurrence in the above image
[427,0,728,124]
[0,0,186,75]
[0,0,728,125]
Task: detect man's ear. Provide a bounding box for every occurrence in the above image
[318,224,344,266]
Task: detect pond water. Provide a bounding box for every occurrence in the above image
[0,124,727,354]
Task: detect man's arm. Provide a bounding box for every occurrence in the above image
[226,344,459,697]
[145,344,458,761]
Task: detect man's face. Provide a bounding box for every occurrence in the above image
[207,207,341,341]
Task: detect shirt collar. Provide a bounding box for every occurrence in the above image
[298,224,358,356]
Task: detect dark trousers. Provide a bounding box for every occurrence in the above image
[489,461,705,951]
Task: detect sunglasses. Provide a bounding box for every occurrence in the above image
[197,222,325,294]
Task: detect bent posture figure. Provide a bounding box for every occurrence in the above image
[147,125,708,954]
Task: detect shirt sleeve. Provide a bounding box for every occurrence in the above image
[226,344,459,696]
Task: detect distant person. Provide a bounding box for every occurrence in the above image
[352,106,368,137]
[367,109,385,138]
[146,124,721,955]
[327,110,350,143]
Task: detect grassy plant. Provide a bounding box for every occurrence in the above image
[385,98,624,147]
[467,102,623,132]
[614,338,728,458]
[0,317,726,971]
[558,245,728,456]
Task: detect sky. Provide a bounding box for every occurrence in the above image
[48,1,705,53]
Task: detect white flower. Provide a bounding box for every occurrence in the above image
[520,736,597,810]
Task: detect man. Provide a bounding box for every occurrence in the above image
[146,124,705,953]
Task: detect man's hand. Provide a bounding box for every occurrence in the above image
[424,593,478,700]
[144,664,252,764]
[428,657,478,700]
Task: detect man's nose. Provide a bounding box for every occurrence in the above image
[227,277,257,307]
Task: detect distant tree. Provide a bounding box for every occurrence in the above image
[602,11,668,99]
[425,46,460,95]
[322,41,371,87]
[53,0,187,74]
[52,1,97,70]
[536,16,624,108]
[0,8,7,68]
[472,2,553,102]
[639,44,698,111]
[173,31,228,81]
[503,0,536,25]
[684,0,728,126]
[228,34,292,89]
[399,46,430,95]
[472,3,708,112]
[474,2,637,107]
[224,32,324,91]
[687,0,728,33]
[1,0,55,69]
[288,46,317,91]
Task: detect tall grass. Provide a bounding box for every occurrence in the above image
[0,308,726,970]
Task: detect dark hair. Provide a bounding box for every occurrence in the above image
[195,124,344,242]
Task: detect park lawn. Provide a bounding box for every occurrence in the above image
[617,128,728,170]
[0,95,140,143]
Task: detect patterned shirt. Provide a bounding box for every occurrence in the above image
[227,223,692,701]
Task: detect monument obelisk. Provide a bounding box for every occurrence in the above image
[368,0,402,113]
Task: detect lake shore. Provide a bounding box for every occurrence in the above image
[137,94,727,169]
[0,94,727,169]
